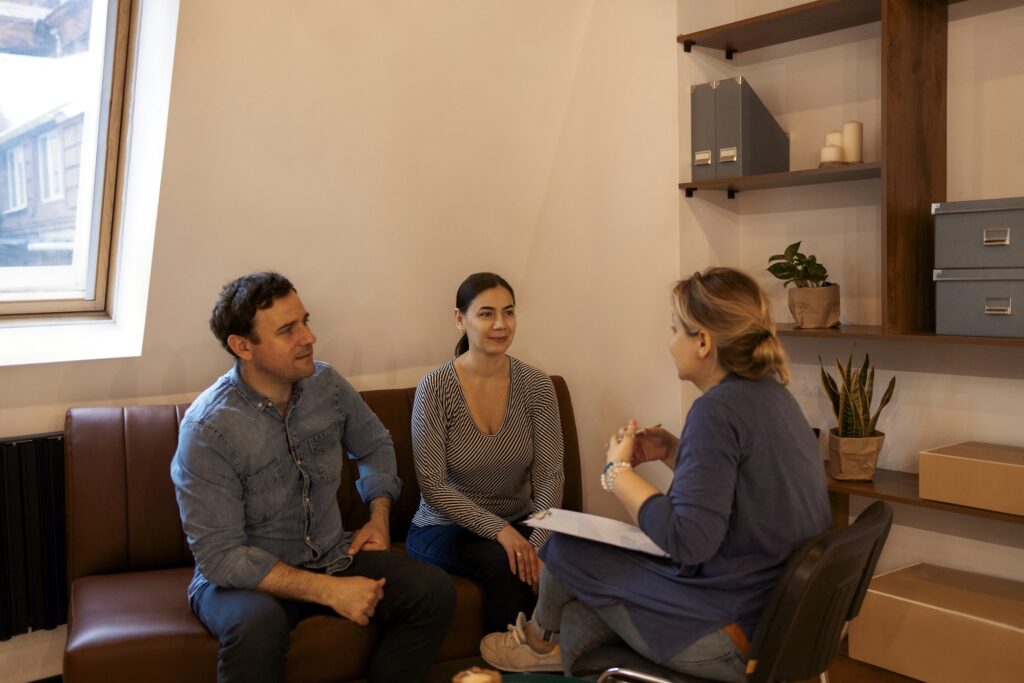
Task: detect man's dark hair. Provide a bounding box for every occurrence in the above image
[209,272,296,357]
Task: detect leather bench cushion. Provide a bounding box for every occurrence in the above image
[65,565,485,683]
[64,567,217,683]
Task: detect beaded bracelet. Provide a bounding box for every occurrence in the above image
[601,460,633,492]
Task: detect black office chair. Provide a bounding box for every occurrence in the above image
[573,501,894,683]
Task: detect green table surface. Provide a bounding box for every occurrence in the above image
[504,675,589,682]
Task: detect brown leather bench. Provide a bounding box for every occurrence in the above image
[63,377,581,682]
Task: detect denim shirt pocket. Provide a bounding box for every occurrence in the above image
[309,423,343,485]
[241,459,290,523]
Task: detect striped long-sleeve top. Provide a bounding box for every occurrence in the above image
[410,356,564,546]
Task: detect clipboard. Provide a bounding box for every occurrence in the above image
[525,508,669,558]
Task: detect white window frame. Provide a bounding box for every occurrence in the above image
[0,0,180,366]
[37,130,65,204]
[4,146,28,213]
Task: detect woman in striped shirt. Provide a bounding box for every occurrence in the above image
[406,272,565,633]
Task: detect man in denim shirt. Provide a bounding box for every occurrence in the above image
[171,272,454,683]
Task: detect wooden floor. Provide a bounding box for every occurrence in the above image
[808,654,919,683]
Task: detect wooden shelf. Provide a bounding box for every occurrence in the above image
[777,323,1024,346]
[677,0,881,58]
[679,162,880,197]
[824,461,1024,526]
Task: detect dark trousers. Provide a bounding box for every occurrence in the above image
[192,550,455,683]
[406,521,536,634]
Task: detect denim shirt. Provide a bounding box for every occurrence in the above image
[171,361,401,601]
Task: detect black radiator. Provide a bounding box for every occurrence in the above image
[0,433,67,641]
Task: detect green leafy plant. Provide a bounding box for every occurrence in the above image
[767,241,830,287]
[820,353,895,437]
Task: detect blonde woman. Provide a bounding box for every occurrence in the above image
[481,267,830,682]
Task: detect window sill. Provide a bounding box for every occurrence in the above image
[0,314,143,366]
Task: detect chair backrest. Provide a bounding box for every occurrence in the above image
[64,404,194,583]
[64,377,582,581]
[746,500,893,683]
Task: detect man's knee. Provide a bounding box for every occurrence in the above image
[368,553,455,625]
[417,561,456,621]
[219,592,290,655]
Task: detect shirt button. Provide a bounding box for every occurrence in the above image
[304,497,311,504]
[305,536,312,543]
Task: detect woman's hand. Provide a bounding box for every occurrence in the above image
[607,419,638,465]
[496,524,540,588]
[609,420,679,468]
[604,420,662,523]
[628,424,680,469]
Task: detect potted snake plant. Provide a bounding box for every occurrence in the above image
[820,353,896,480]
[767,241,840,328]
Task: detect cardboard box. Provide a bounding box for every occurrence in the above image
[849,564,1024,683]
[919,441,1024,516]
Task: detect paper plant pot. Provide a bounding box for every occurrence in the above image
[829,428,885,481]
[788,284,840,328]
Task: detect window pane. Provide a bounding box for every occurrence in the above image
[0,0,115,301]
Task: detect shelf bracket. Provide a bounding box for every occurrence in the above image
[725,48,735,60]
[682,40,694,53]
[684,188,695,198]
[727,189,737,199]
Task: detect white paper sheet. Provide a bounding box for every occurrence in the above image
[524,508,669,558]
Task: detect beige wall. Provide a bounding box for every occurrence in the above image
[679,0,1024,581]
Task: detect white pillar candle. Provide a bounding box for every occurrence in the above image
[820,145,843,163]
[842,120,863,162]
[825,130,844,148]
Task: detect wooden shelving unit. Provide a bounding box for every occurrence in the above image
[824,461,1024,527]
[679,7,1024,676]
[679,0,955,341]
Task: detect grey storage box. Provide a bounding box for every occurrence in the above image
[933,197,1024,338]
[933,196,1024,269]
[714,76,789,179]
[933,268,1024,338]
[689,77,789,181]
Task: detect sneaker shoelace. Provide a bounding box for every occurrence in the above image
[501,621,527,648]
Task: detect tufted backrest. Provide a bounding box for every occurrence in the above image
[64,404,194,582]
[65,378,582,582]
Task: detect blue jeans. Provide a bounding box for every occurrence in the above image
[406,521,537,633]
[533,569,747,682]
[191,550,454,683]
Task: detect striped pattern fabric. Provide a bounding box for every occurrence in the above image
[411,356,564,545]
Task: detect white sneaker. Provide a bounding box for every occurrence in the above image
[479,612,562,673]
